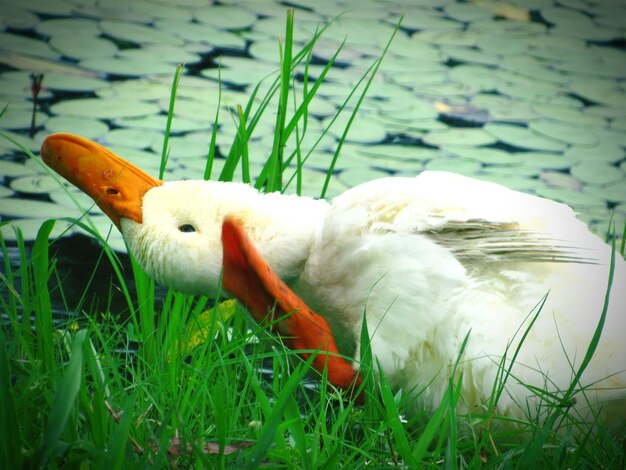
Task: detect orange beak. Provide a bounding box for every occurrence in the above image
[41,133,162,229]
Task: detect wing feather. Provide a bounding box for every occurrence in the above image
[330,171,602,265]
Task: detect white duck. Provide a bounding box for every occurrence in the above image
[41,133,625,426]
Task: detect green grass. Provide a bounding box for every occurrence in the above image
[1,10,625,469]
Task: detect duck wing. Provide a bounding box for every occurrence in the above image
[329,171,604,265]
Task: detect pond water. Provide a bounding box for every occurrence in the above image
[1,0,625,311]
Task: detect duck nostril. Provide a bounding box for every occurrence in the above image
[105,187,119,195]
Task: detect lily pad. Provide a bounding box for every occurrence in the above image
[407,30,479,47]
[356,144,442,162]
[550,23,621,42]
[496,76,561,103]
[565,144,625,164]
[36,18,101,37]
[156,98,216,124]
[364,156,425,174]
[104,128,161,149]
[535,186,607,209]
[540,5,592,26]
[529,120,598,146]
[96,79,172,100]
[0,218,74,242]
[322,114,387,144]
[540,171,582,191]
[201,57,279,86]
[475,172,542,192]
[0,76,51,100]
[194,5,257,30]
[0,186,14,198]
[50,35,118,60]
[448,64,499,90]
[478,164,540,177]
[50,98,160,119]
[610,117,626,131]
[44,115,109,139]
[128,0,193,21]
[0,129,43,153]
[418,81,484,97]
[528,40,586,62]
[152,136,210,160]
[0,32,60,60]
[484,123,567,152]
[0,160,39,177]
[439,45,500,66]
[444,3,494,22]
[470,94,537,122]
[10,174,67,194]
[114,114,209,133]
[386,120,448,133]
[570,163,623,186]
[378,100,439,121]
[117,45,201,65]
[519,151,581,170]
[569,79,625,105]
[583,181,626,204]
[156,19,246,52]
[0,107,47,130]
[80,56,178,77]
[0,50,100,78]
[443,146,523,165]
[391,12,462,31]
[338,167,391,187]
[499,57,569,85]
[476,32,533,55]
[425,158,482,173]
[49,188,100,213]
[1,198,84,218]
[422,128,497,147]
[1,6,39,30]
[99,20,185,46]
[532,104,606,127]
[558,55,623,78]
[21,0,77,16]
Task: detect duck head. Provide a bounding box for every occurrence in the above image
[41,133,250,295]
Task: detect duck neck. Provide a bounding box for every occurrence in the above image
[234,190,330,283]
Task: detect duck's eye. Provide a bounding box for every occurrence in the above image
[178,224,196,233]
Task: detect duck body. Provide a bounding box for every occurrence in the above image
[41,133,625,425]
[294,173,626,420]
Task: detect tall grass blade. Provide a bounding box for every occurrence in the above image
[32,220,55,374]
[204,66,222,181]
[34,329,87,469]
[159,64,183,179]
[266,9,294,191]
[103,393,137,470]
[236,105,251,184]
[246,354,314,469]
[0,328,22,469]
[378,365,414,466]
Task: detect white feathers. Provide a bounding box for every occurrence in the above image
[120,171,626,424]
